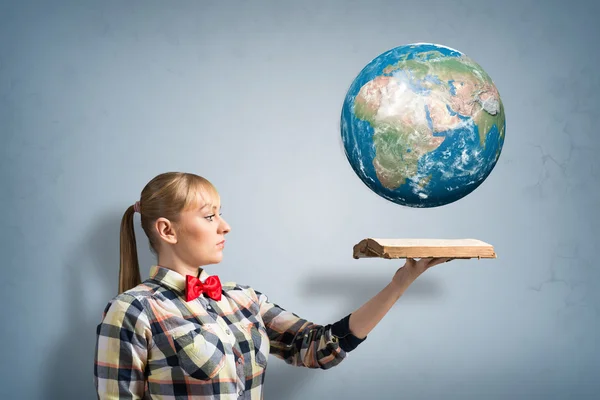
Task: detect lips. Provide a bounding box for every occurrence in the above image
[217,240,225,247]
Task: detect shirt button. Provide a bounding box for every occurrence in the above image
[206,305,212,310]
[226,329,231,335]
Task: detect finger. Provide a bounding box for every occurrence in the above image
[416,258,434,270]
[424,257,441,268]
[428,257,452,267]
[437,257,454,266]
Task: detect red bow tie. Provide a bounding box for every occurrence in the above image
[185,275,222,302]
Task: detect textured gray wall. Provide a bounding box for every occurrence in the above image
[2,0,599,399]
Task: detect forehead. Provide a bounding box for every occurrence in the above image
[187,189,220,211]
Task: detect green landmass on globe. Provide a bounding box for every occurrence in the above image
[341,43,505,207]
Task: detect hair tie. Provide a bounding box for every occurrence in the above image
[133,201,141,214]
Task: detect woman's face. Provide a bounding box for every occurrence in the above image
[176,198,231,267]
[155,191,231,268]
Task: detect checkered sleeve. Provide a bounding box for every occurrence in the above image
[94,294,150,399]
[252,290,366,369]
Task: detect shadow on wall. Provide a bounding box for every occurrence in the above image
[263,358,318,399]
[42,209,125,400]
[301,267,447,311]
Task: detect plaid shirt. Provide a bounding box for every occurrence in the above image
[94,266,365,399]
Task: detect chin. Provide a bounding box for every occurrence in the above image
[207,255,224,265]
[197,251,224,266]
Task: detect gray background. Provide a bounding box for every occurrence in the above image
[1,0,599,399]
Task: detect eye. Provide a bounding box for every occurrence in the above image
[204,212,222,222]
[204,214,215,221]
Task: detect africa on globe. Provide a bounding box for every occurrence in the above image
[340,43,505,208]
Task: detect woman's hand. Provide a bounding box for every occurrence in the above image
[391,257,454,291]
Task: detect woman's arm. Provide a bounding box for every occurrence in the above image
[348,257,452,339]
[250,257,451,368]
[252,288,351,369]
[95,294,150,399]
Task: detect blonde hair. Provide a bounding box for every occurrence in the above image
[118,172,219,293]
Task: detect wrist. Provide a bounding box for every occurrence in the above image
[388,279,408,298]
[390,268,417,294]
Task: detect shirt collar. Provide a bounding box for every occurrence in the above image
[148,265,211,294]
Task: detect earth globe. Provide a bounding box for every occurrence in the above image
[340,43,505,208]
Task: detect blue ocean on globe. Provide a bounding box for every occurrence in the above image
[341,43,505,207]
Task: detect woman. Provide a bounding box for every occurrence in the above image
[94,172,451,399]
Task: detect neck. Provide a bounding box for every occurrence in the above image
[157,253,202,278]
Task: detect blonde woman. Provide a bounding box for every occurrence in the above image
[94,172,451,399]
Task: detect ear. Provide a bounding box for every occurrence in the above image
[155,217,178,245]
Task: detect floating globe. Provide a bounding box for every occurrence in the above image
[340,43,505,208]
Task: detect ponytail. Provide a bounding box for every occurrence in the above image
[119,205,141,294]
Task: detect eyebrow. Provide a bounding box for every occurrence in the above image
[199,203,220,211]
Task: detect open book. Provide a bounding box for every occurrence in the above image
[353,238,497,259]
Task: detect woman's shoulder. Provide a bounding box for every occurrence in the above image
[221,281,260,304]
[222,280,250,290]
[101,283,156,315]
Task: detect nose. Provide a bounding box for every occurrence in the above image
[219,216,231,234]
